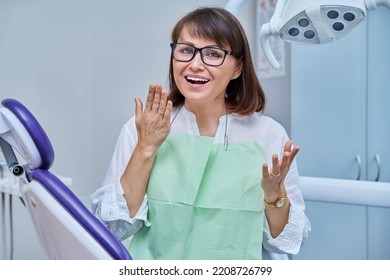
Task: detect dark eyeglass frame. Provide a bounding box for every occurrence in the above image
[170,42,234,67]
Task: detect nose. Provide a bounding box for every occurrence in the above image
[189,50,205,70]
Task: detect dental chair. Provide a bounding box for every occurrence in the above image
[0,98,132,260]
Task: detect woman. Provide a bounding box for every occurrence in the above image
[92,7,310,260]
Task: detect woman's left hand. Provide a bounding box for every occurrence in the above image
[261,140,300,201]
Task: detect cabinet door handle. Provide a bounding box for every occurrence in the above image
[374,154,381,182]
[355,154,362,180]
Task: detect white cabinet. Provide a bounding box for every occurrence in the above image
[368,207,390,259]
[366,8,390,182]
[297,201,368,260]
[294,177,390,260]
[290,8,390,260]
[296,201,390,260]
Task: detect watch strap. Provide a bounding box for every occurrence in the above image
[264,194,288,208]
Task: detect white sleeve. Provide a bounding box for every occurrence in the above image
[262,169,311,255]
[91,117,149,241]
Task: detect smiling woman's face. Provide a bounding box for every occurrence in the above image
[172,26,242,107]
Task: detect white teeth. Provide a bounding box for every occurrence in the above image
[186,76,209,82]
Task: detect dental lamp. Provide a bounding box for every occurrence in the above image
[225,0,390,69]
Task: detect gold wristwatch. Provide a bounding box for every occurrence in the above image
[264,194,288,208]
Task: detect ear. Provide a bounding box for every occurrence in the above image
[231,59,243,80]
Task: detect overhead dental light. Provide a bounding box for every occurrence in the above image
[225,0,390,69]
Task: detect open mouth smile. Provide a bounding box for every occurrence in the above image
[185,75,210,85]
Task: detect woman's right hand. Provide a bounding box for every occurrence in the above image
[134,84,173,156]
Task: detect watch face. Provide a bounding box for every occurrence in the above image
[275,197,286,208]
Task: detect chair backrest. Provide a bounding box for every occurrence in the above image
[0,98,131,260]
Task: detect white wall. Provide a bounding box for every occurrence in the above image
[0,0,290,259]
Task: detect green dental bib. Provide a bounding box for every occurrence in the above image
[129,134,265,259]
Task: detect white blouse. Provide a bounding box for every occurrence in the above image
[91,106,311,259]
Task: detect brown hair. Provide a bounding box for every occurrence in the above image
[168,7,266,115]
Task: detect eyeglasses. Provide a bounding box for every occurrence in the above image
[170,43,233,67]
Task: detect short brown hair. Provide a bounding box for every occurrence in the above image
[168,7,266,115]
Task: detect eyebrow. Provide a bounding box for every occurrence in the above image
[177,41,223,49]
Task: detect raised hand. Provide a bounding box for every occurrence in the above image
[134,84,173,156]
[261,140,300,200]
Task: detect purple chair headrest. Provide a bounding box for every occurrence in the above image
[1,98,55,170]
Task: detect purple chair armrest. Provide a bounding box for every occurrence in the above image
[30,169,132,260]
